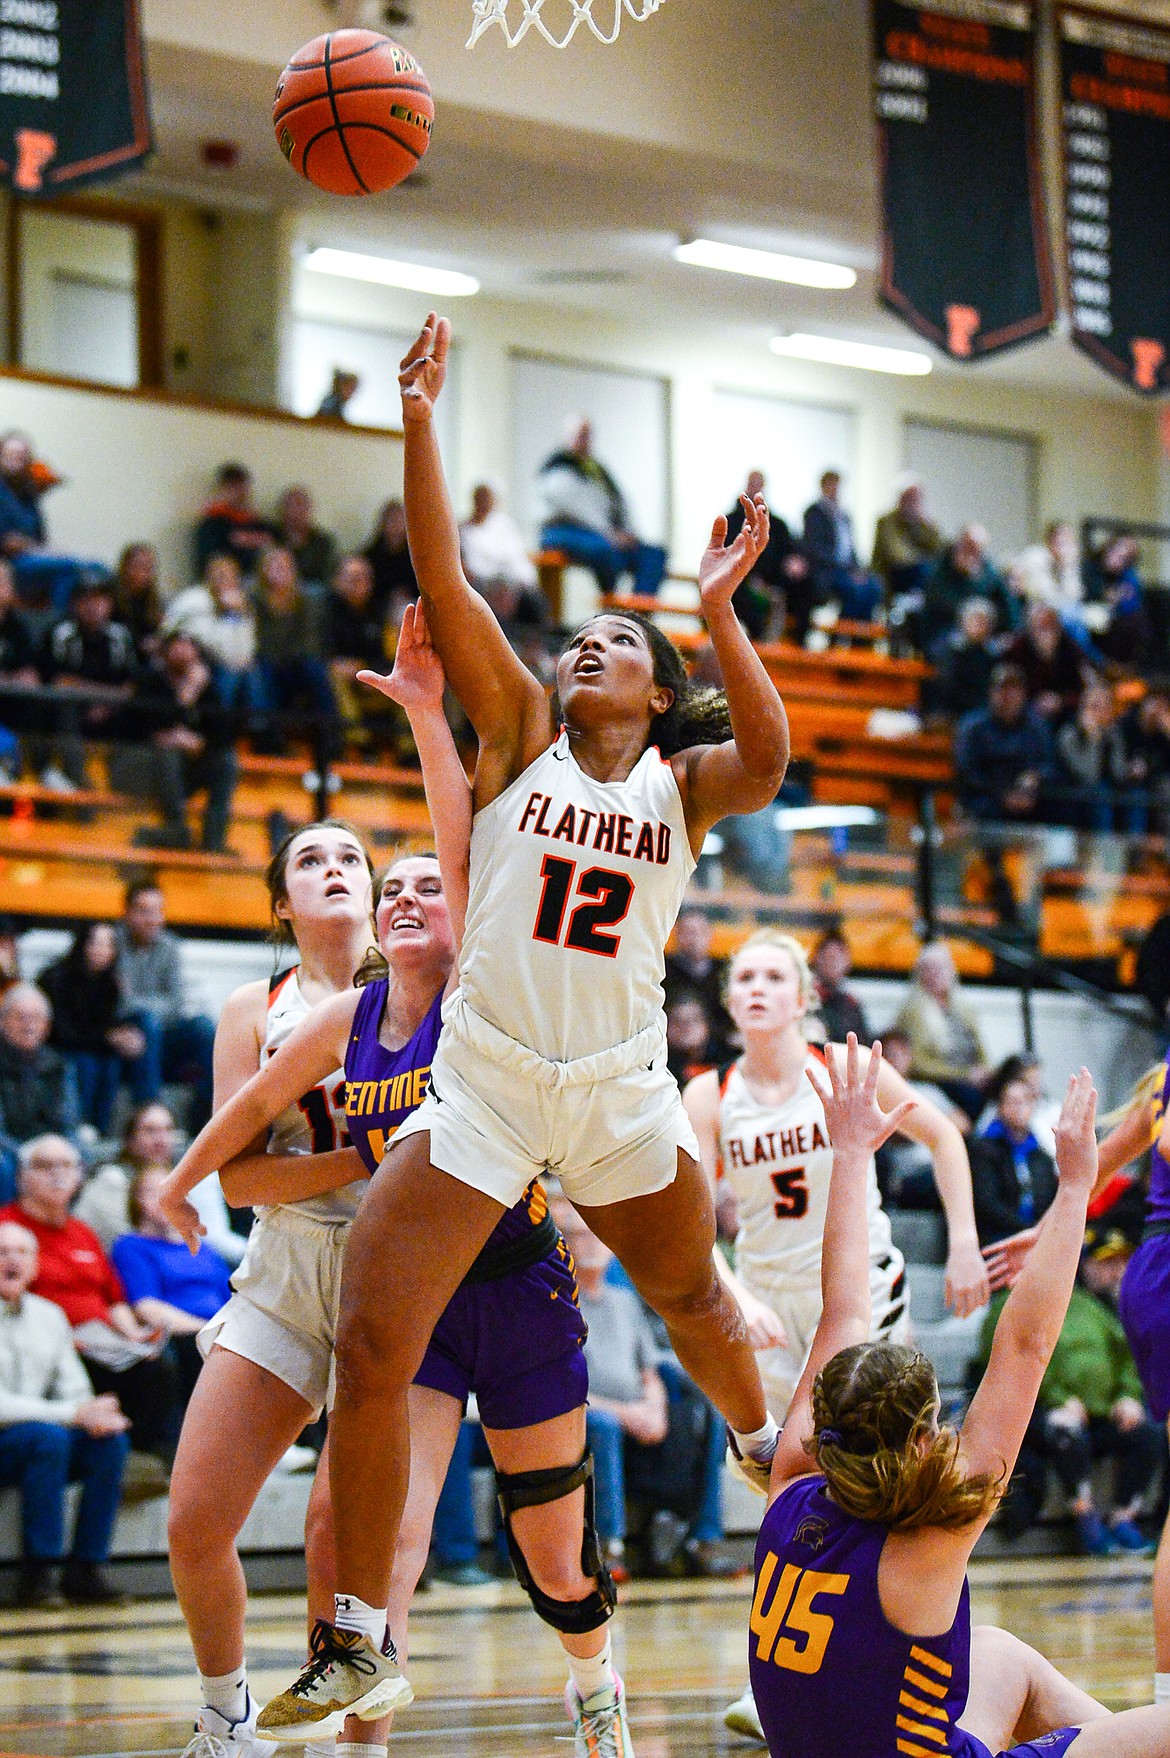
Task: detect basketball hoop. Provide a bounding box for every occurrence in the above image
[467,0,665,49]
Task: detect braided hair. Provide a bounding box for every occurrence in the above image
[558,611,732,758]
[805,1342,1002,1532]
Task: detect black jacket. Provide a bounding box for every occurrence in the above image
[135,664,244,750]
[0,1038,78,1146]
[38,959,126,1056]
[969,1132,1058,1247]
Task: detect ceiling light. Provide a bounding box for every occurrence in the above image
[769,332,932,375]
[303,246,479,297]
[674,238,856,289]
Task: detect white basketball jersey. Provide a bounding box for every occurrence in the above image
[458,729,696,1062]
[719,1052,895,1288]
[261,967,363,1222]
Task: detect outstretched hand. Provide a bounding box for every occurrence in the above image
[357,599,446,712]
[399,312,450,424]
[1053,1068,1098,1195]
[806,1035,917,1161]
[698,494,771,618]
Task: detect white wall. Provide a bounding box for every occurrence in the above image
[904,421,1038,559]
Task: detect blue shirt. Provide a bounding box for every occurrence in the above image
[0,479,44,547]
[111,1233,231,1320]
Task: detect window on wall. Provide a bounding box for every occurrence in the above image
[904,420,1038,561]
[288,315,457,470]
[707,389,859,536]
[8,199,162,389]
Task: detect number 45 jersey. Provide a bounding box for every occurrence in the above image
[261,966,364,1222]
[458,729,695,1063]
[719,1051,897,1290]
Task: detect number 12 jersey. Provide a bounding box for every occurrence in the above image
[458,728,696,1063]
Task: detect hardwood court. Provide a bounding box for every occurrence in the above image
[0,1558,1155,1758]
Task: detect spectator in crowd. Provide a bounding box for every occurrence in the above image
[111,1166,231,1413]
[36,574,140,791]
[123,632,242,853]
[968,1072,1058,1247]
[810,929,871,1046]
[114,882,216,1131]
[37,924,146,1137]
[892,941,990,1122]
[0,556,40,777]
[801,470,881,628]
[0,986,81,1200]
[363,499,419,614]
[0,1137,178,1464]
[536,418,667,597]
[1004,601,1089,724]
[76,1102,245,1266]
[920,525,1015,657]
[977,1052,1058,1156]
[324,554,394,751]
[1053,677,1140,832]
[250,547,340,760]
[873,1027,967,1210]
[666,992,714,1088]
[976,1236,1160,1555]
[870,476,945,604]
[1010,521,1086,617]
[926,597,1000,723]
[722,471,809,642]
[1120,685,1170,836]
[193,464,275,578]
[275,486,338,589]
[1087,534,1152,667]
[0,1218,130,1607]
[315,368,361,421]
[664,907,734,1061]
[0,434,87,614]
[954,663,1052,824]
[162,554,258,711]
[556,1203,668,1579]
[112,544,165,659]
[459,483,548,630]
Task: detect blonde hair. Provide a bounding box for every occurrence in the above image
[727,929,814,1006]
[806,1342,1002,1533]
[1100,1062,1165,1132]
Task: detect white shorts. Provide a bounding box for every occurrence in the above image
[198,1205,349,1418]
[394,994,700,1210]
[745,1250,909,1420]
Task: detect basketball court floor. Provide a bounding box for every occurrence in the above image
[0,1558,1154,1757]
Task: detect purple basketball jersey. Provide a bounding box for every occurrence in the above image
[750,1475,972,1758]
[1146,1055,1170,1227]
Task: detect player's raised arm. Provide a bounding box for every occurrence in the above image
[678,497,790,840]
[399,315,549,752]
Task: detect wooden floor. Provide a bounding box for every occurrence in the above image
[0,1557,1156,1757]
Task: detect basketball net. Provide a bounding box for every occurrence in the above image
[467,0,666,48]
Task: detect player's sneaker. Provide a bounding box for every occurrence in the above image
[564,1673,635,1757]
[726,1430,774,1497]
[723,1686,765,1743]
[256,1623,412,1743]
[180,1696,264,1758]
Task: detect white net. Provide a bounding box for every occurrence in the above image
[467,0,666,48]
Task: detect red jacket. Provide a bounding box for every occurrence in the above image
[0,1202,125,1326]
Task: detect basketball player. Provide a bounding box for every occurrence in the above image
[751,1044,1170,1758]
[684,930,988,1741]
[163,606,639,1757]
[257,311,790,1734]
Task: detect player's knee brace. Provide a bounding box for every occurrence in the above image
[495,1450,616,1636]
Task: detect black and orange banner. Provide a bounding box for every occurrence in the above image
[1058,8,1170,394]
[0,0,151,193]
[872,0,1055,358]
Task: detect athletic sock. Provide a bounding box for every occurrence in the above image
[1155,1672,1170,1705]
[333,1594,387,1648]
[199,1666,249,1726]
[568,1634,617,1703]
[336,1743,388,1758]
[732,1415,780,1463]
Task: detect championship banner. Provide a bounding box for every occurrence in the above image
[0,0,150,194]
[1058,8,1170,394]
[872,0,1055,358]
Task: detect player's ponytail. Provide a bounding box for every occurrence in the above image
[806,1342,1002,1533]
[1099,1062,1164,1131]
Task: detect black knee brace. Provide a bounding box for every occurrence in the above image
[494,1450,616,1636]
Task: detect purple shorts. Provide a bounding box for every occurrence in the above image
[414,1247,588,1430]
[956,1729,1082,1758]
[1119,1235,1170,1422]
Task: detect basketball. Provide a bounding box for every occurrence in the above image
[273,29,433,197]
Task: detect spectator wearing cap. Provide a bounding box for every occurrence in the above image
[537,418,667,598]
[276,486,338,589]
[194,464,276,578]
[115,882,217,1131]
[954,663,1052,824]
[0,1217,130,1608]
[920,525,1016,658]
[118,630,242,853]
[802,470,880,630]
[0,986,82,1201]
[35,574,140,791]
[871,477,945,606]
